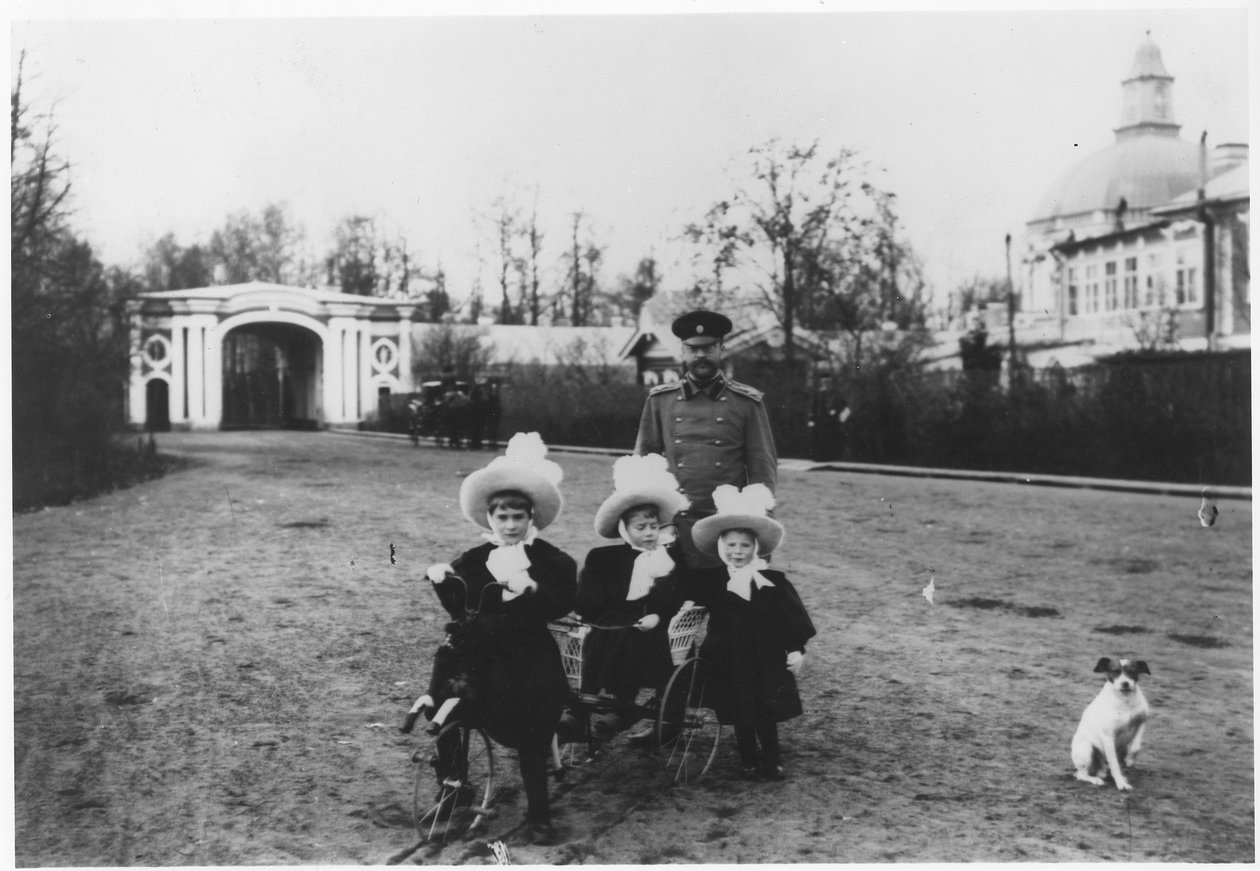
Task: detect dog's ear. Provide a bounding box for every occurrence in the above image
[1093,657,1113,673]
[1133,660,1150,675]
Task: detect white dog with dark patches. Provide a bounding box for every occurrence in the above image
[1071,657,1150,791]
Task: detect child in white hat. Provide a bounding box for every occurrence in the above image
[420,432,577,844]
[686,483,816,780]
[570,454,689,740]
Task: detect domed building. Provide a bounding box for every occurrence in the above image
[1029,36,1205,241]
[1018,33,1249,362]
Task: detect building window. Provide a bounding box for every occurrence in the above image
[1174,249,1199,307]
[1123,257,1139,309]
[1144,252,1164,307]
[1066,267,1078,316]
[1104,261,1118,311]
[1084,264,1099,314]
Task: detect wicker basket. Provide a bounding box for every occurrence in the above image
[549,605,708,689]
[547,616,591,691]
[666,605,708,666]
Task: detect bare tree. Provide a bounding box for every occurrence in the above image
[687,139,875,367]
[11,52,139,506]
[607,255,662,324]
[141,233,212,290]
[411,323,494,383]
[520,190,545,325]
[205,202,306,285]
[559,211,605,326]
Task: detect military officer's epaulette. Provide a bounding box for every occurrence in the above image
[725,379,765,402]
[648,380,683,396]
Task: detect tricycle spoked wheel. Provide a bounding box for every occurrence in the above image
[413,722,496,843]
[658,657,721,784]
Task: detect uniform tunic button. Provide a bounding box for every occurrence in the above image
[715,417,724,422]
[675,417,682,422]
[719,397,727,401]
[714,440,721,445]
[714,462,722,467]
[674,439,681,444]
[678,461,685,467]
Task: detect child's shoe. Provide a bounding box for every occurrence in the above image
[524,820,558,845]
[740,756,761,779]
[624,719,654,743]
[758,761,786,780]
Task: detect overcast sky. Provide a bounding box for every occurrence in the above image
[8,2,1252,309]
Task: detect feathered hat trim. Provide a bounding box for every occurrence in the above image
[593,453,690,539]
[692,483,785,555]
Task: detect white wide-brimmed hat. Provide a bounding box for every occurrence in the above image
[691,483,784,556]
[592,453,690,539]
[459,432,564,530]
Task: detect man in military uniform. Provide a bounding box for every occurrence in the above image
[634,310,778,568]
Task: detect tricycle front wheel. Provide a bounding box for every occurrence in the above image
[658,657,721,784]
[412,722,496,842]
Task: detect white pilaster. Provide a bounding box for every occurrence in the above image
[187,321,205,426]
[397,308,415,392]
[342,324,359,420]
[324,318,347,423]
[169,320,187,424]
[203,322,223,427]
[359,324,374,418]
[185,313,219,429]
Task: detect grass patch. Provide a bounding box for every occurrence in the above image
[1090,556,1161,574]
[1015,605,1060,618]
[946,597,1060,618]
[948,597,1007,610]
[1167,634,1230,649]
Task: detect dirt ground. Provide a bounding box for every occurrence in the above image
[10,430,1254,865]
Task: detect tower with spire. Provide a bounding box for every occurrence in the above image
[1116,31,1180,140]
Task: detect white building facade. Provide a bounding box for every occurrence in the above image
[127,282,416,430]
[1015,34,1249,363]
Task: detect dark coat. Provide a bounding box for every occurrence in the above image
[429,539,576,752]
[634,372,778,514]
[684,567,816,727]
[575,543,683,699]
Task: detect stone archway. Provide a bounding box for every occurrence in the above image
[128,282,416,431]
[220,323,322,429]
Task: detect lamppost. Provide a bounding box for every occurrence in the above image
[1005,233,1018,379]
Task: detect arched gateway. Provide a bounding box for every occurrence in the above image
[127,282,415,430]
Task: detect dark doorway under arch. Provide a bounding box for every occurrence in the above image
[145,379,171,432]
[222,323,321,429]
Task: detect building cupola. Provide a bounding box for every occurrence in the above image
[1116,31,1180,141]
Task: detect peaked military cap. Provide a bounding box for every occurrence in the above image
[672,310,733,346]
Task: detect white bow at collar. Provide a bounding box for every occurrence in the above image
[724,557,774,601]
[482,526,537,599]
[619,520,676,601]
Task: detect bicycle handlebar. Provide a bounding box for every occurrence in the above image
[432,572,510,620]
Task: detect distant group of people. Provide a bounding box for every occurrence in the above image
[408,375,501,451]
